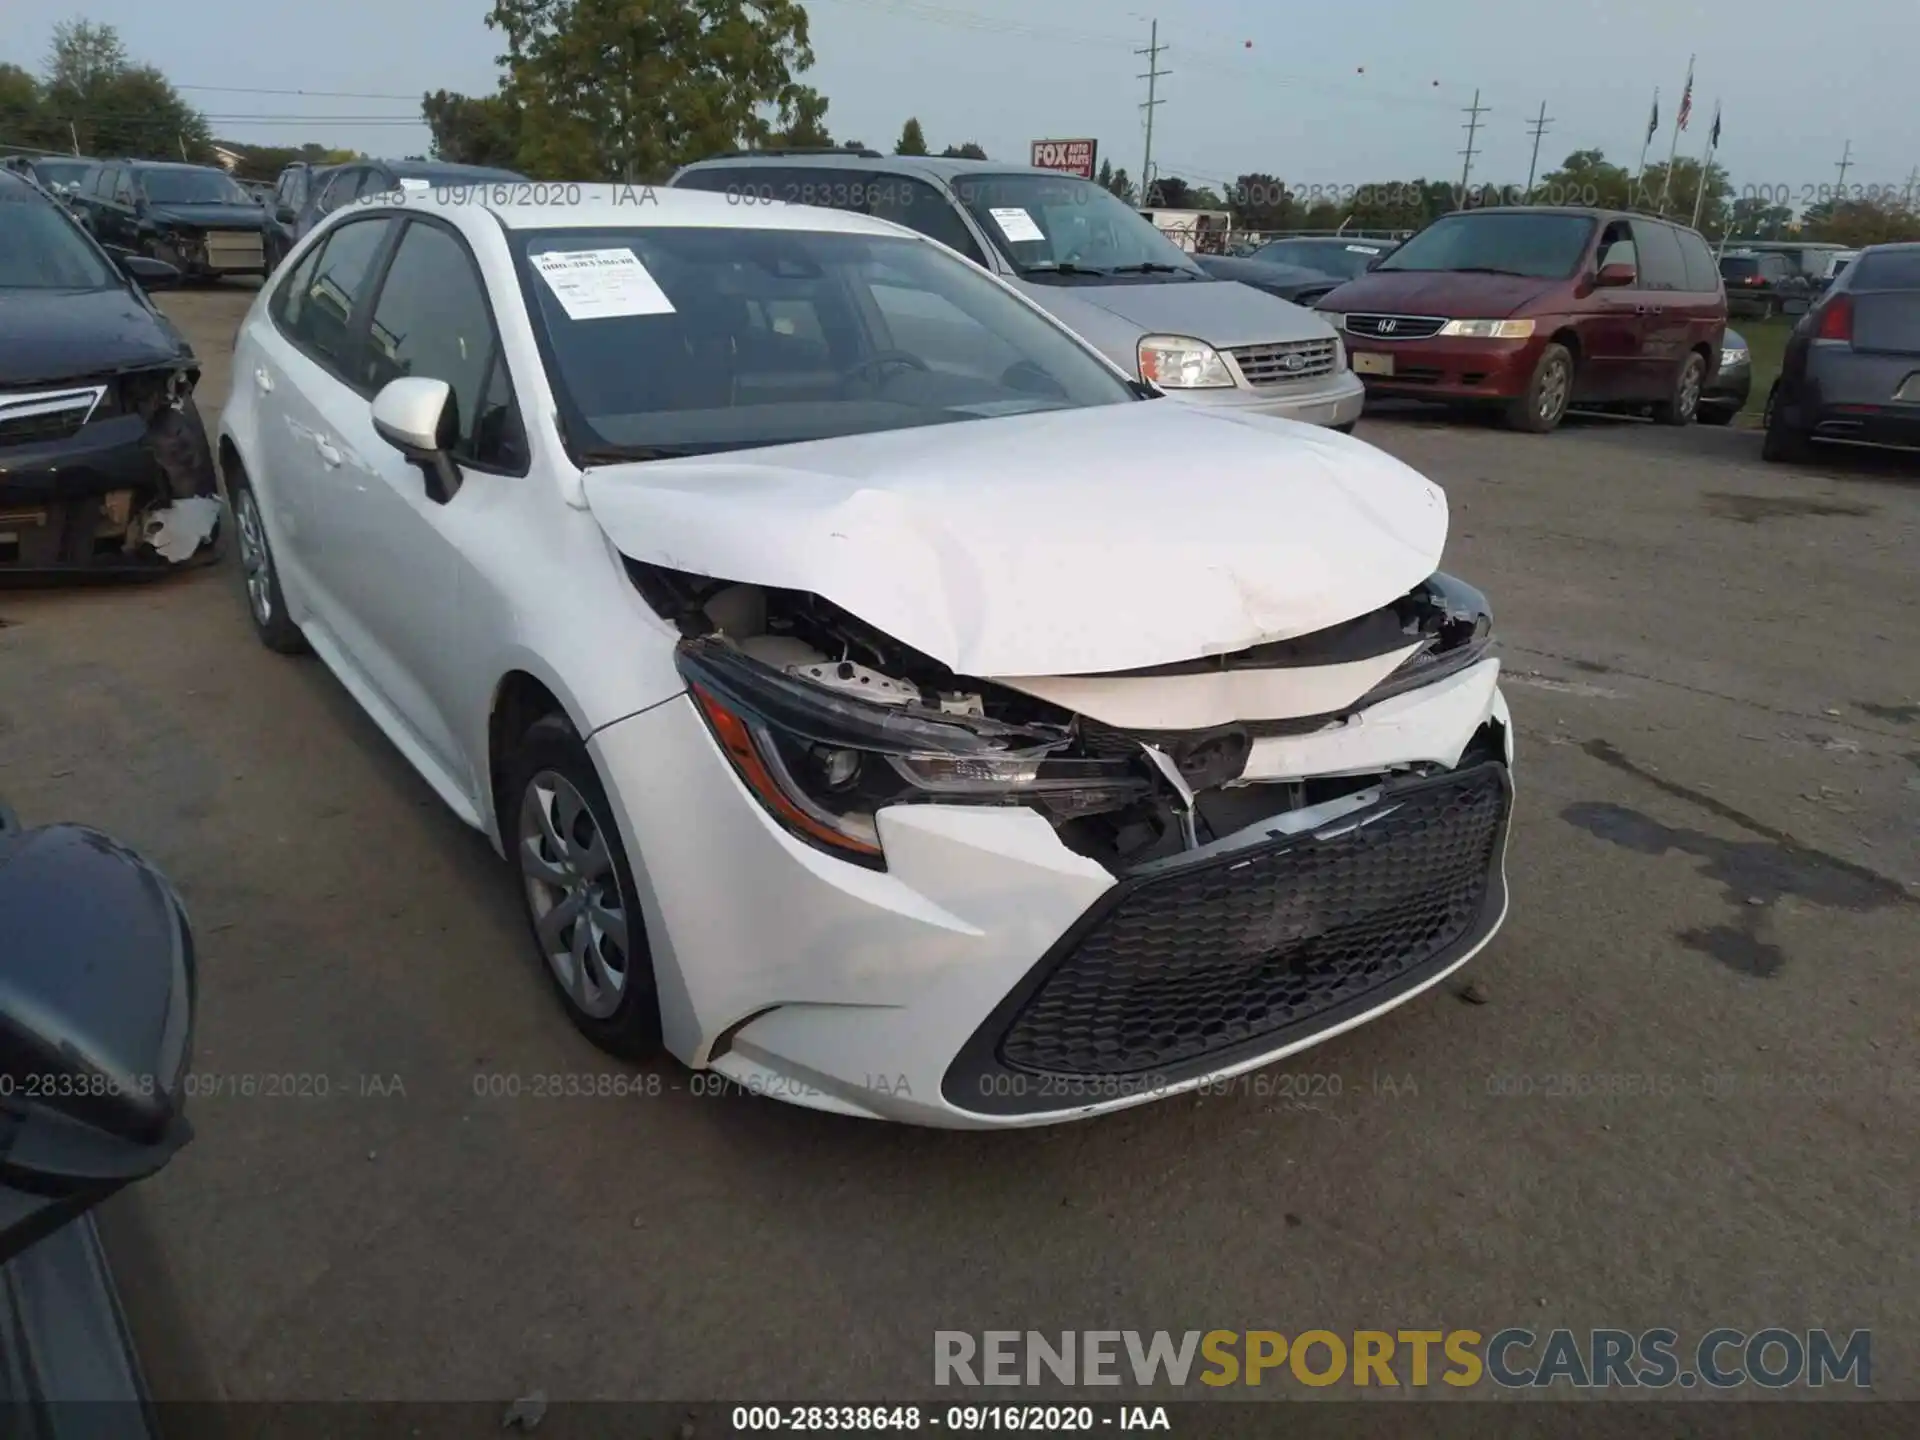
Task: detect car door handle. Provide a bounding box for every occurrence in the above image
[254,366,273,394]
[315,438,342,468]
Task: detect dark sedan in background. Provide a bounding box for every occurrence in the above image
[1698,327,1751,425]
[263,159,339,270]
[0,154,95,204]
[1764,242,1920,462]
[0,170,223,575]
[68,160,271,280]
[1199,236,1398,307]
[282,156,526,256]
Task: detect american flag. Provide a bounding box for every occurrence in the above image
[1677,68,1694,130]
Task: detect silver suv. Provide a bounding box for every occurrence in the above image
[670,151,1365,430]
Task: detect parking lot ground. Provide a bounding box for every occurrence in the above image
[2,287,1917,1404]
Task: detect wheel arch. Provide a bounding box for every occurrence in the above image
[485,665,599,855]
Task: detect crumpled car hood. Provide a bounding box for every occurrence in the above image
[583,401,1448,678]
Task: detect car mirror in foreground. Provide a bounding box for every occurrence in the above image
[372,377,463,504]
[1595,262,1637,288]
[0,811,196,1266]
[120,253,180,290]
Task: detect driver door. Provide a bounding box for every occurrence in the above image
[1577,222,1650,402]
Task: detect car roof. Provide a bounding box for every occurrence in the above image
[124,159,232,173]
[398,183,909,238]
[374,159,526,180]
[677,151,1067,183]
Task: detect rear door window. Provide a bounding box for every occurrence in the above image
[1629,221,1686,291]
[1676,229,1721,292]
[279,216,393,379]
[1850,250,1920,289]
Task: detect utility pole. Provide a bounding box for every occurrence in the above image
[1905,165,1918,210]
[1523,101,1553,201]
[1834,139,1853,194]
[1457,88,1489,208]
[1135,19,1170,206]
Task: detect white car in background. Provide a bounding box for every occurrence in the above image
[218,185,1515,1128]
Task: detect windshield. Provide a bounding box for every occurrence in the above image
[1252,240,1388,279]
[949,172,1207,280]
[0,189,118,289]
[32,160,91,190]
[517,225,1136,461]
[137,168,249,205]
[1379,212,1596,279]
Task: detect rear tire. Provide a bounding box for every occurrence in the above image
[504,717,663,1061]
[228,470,307,654]
[1760,383,1812,463]
[1652,352,1706,426]
[1502,343,1574,433]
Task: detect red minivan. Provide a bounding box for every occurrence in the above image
[1316,207,1728,432]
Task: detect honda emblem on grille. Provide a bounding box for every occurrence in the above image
[1377,318,1398,334]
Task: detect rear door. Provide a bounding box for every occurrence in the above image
[1674,226,1729,366]
[1629,219,1692,390]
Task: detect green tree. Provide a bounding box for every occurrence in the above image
[0,63,63,152]
[1726,195,1795,241]
[1142,174,1192,207]
[39,21,211,161]
[487,0,822,180]
[938,141,986,160]
[766,86,831,147]
[1101,163,1134,204]
[1641,156,1732,231]
[1228,171,1294,231]
[1535,148,1634,209]
[894,116,927,155]
[1801,195,1920,246]
[422,88,522,168]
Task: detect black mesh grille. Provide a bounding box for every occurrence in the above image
[0,408,88,448]
[995,763,1508,1079]
[1345,314,1446,340]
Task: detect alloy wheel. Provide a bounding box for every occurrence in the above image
[1678,357,1703,420]
[235,489,273,627]
[1537,354,1570,424]
[518,771,630,1020]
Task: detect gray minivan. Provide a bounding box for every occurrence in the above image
[670,151,1364,430]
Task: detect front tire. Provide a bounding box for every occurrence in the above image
[505,717,662,1060]
[1503,343,1574,433]
[229,470,306,653]
[1652,352,1706,426]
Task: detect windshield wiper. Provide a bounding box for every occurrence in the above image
[1443,266,1533,277]
[1019,261,1111,276]
[1106,261,1195,275]
[576,443,716,466]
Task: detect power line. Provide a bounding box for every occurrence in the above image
[174,83,424,100]
[1135,18,1170,199]
[1458,88,1488,204]
[1523,100,1553,200]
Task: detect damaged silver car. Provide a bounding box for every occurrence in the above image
[0,170,222,576]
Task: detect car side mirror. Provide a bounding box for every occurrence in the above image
[0,812,196,1266]
[120,253,180,291]
[372,377,462,504]
[1595,262,1637,288]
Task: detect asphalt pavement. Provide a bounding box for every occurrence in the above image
[1,286,1916,1407]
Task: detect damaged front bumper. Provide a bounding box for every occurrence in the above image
[0,378,223,577]
[589,657,1513,1128]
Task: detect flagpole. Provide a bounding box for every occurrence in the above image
[1633,88,1658,208]
[1691,101,1718,231]
[1657,55,1694,214]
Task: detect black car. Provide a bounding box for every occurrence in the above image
[0,155,95,206]
[1764,242,1920,462]
[1198,235,1398,306]
[1719,250,1811,320]
[263,160,340,271]
[0,171,223,575]
[1698,326,1752,425]
[68,160,271,281]
[0,797,197,1436]
[284,157,527,255]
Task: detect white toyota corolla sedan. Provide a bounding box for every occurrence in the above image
[218,184,1515,1128]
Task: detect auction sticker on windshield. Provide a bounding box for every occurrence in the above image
[988,207,1046,243]
[531,247,676,320]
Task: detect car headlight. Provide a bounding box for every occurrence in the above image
[1363,572,1496,706]
[1720,345,1749,367]
[1319,312,1346,331]
[1437,319,1536,339]
[1137,334,1236,389]
[677,639,1150,870]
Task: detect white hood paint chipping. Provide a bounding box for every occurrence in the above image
[584,401,1447,679]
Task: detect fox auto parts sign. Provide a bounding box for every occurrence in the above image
[1030,139,1097,179]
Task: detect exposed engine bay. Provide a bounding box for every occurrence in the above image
[630,559,1500,874]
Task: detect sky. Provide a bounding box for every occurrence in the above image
[5,0,1916,202]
